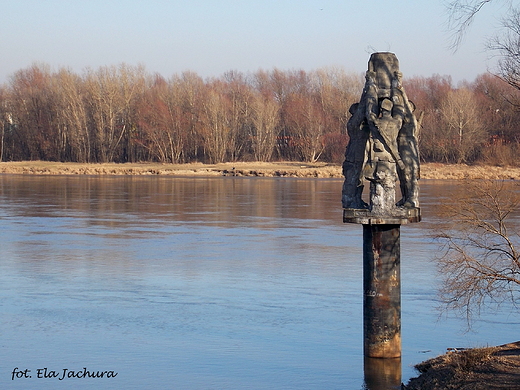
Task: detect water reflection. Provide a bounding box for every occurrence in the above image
[364,357,402,390]
[0,175,342,225]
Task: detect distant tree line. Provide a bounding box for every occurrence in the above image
[0,63,519,165]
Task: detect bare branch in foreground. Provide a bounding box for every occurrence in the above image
[446,0,495,50]
[435,179,520,326]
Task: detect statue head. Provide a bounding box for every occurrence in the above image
[365,71,376,84]
[380,98,393,113]
[392,71,403,89]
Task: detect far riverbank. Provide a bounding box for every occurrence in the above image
[1,161,520,180]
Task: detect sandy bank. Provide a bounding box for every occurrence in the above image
[1,161,520,180]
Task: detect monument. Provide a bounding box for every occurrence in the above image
[342,52,421,361]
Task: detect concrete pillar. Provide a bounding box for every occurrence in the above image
[363,224,401,358]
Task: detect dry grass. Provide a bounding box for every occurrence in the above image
[2,161,520,179]
[414,347,498,375]
[406,342,520,389]
[0,161,341,178]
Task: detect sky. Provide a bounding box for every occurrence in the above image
[0,0,510,84]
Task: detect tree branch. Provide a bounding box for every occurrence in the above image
[446,0,494,50]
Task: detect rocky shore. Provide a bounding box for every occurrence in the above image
[1,161,520,180]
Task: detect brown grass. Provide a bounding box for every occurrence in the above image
[0,161,340,178]
[2,161,520,180]
[406,342,520,389]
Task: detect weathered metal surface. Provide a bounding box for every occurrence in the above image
[363,224,401,358]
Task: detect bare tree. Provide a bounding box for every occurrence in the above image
[440,87,486,163]
[0,87,8,161]
[284,92,327,163]
[250,91,279,161]
[8,64,59,160]
[445,0,499,49]
[446,1,520,93]
[312,68,361,134]
[473,73,520,158]
[488,7,520,90]
[220,71,253,162]
[175,71,205,161]
[312,68,361,163]
[405,75,454,162]
[53,68,91,162]
[84,66,122,162]
[138,76,179,163]
[436,179,520,323]
[85,64,146,162]
[200,86,231,163]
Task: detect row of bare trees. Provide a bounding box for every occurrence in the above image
[406,73,520,165]
[0,63,520,165]
[0,64,361,164]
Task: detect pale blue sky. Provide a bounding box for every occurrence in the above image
[0,0,508,84]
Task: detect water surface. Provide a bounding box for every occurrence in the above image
[0,176,518,389]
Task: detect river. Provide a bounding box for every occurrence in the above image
[0,175,518,389]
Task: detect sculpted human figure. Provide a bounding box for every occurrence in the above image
[365,98,404,190]
[341,102,369,209]
[342,52,421,224]
[391,72,420,208]
[341,71,377,209]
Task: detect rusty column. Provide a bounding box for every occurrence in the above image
[344,209,418,359]
[363,223,401,358]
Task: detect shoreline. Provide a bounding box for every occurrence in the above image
[405,341,520,389]
[1,161,520,180]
